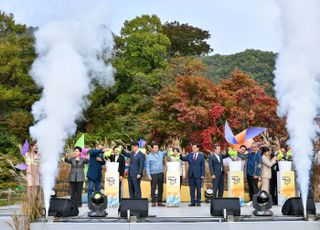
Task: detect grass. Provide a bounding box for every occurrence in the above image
[3,161,44,230]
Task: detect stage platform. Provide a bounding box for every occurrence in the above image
[1,203,320,230]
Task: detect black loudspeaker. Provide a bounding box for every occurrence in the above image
[120,198,148,218]
[48,198,79,217]
[282,197,316,216]
[210,198,240,216]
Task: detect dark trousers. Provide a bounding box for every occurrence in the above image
[70,182,83,207]
[150,173,164,202]
[128,177,141,199]
[270,171,278,204]
[212,174,224,198]
[119,181,122,202]
[188,176,202,205]
[247,175,259,201]
[88,179,101,201]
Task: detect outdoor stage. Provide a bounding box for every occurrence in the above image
[33,202,320,230]
[1,202,319,230]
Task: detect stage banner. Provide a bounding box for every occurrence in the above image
[166,171,180,207]
[277,171,295,206]
[228,170,245,206]
[104,171,119,208]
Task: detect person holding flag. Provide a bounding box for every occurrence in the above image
[86,143,106,201]
[71,134,105,201]
[25,141,41,200]
[64,146,89,207]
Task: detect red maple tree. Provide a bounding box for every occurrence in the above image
[148,70,286,150]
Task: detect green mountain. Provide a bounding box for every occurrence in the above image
[201,49,276,95]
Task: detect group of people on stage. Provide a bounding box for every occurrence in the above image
[61,140,293,207]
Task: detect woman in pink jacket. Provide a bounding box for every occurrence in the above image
[261,146,277,194]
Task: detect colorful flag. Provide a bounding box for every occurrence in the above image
[21,140,29,156]
[224,121,266,150]
[15,163,27,171]
[138,138,146,148]
[74,134,85,148]
[80,147,90,159]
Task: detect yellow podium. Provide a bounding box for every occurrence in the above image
[277,164,295,206]
[228,162,245,206]
[166,162,180,207]
[104,162,119,208]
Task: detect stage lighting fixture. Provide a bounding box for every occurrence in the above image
[50,189,57,198]
[205,189,213,203]
[253,190,273,216]
[88,191,108,217]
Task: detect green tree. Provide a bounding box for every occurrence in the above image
[114,14,170,77]
[0,11,39,188]
[83,15,170,140]
[0,11,38,156]
[201,49,276,95]
[163,21,213,57]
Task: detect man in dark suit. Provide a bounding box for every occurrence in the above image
[87,143,105,201]
[105,145,126,200]
[180,144,205,206]
[122,142,145,199]
[209,144,224,198]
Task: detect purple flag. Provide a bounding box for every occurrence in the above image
[224,121,239,144]
[21,140,29,156]
[15,163,27,171]
[245,127,267,141]
[139,138,146,148]
[80,148,90,158]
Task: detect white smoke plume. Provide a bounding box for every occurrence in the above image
[24,0,114,217]
[274,0,320,213]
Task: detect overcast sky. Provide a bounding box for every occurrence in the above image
[0,0,282,55]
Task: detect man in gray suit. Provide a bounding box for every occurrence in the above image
[64,146,89,207]
[208,144,224,198]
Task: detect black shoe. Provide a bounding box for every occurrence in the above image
[196,203,201,206]
[157,202,165,207]
[188,203,196,206]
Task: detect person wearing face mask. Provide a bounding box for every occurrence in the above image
[64,146,89,207]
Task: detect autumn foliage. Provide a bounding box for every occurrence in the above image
[149,69,286,150]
